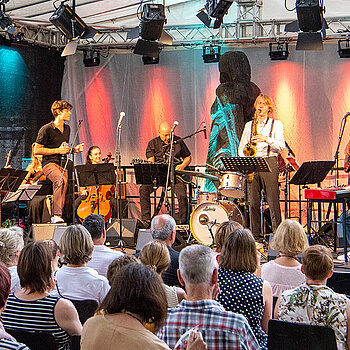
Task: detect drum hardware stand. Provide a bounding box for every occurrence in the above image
[205,219,217,247]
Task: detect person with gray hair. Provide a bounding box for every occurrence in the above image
[158,245,261,350]
[0,227,24,292]
[151,214,181,287]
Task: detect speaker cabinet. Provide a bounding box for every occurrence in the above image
[135,229,153,253]
[30,223,67,242]
[106,219,141,247]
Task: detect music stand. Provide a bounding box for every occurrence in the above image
[75,163,116,216]
[221,157,271,228]
[134,163,168,187]
[0,168,27,225]
[2,184,42,202]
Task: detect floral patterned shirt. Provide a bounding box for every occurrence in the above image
[278,283,348,350]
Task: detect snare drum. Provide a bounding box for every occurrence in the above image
[218,173,244,198]
[197,191,217,204]
[190,201,243,246]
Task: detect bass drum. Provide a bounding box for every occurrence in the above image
[190,201,243,246]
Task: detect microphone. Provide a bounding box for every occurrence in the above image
[203,122,207,139]
[118,112,125,128]
[343,112,350,119]
[171,121,179,133]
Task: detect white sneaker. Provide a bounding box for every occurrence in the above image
[51,215,64,224]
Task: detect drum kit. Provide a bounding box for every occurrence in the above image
[178,169,245,246]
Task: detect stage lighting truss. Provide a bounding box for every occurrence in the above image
[338,38,350,58]
[269,42,289,61]
[197,0,234,29]
[202,45,221,63]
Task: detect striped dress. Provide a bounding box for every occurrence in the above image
[0,338,29,350]
[1,293,71,350]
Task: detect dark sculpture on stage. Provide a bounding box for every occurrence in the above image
[205,51,261,191]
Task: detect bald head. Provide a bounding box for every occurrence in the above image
[151,214,176,243]
[159,122,171,143]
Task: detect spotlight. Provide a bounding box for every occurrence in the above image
[202,45,221,63]
[197,0,233,29]
[269,42,289,61]
[295,0,326,50]
[83,50,100,67]
[0,2,13,33]
[142,55,160,65]
[338,39,350,58]
[50,4,89,39]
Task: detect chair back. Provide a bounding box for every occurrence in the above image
[70,334,81,350]
[6,328,58,350]
[69,299,98,325]
[268,319,337,350]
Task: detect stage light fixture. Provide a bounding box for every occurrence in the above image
[338,39,350,58]
[49,4,88,40]
[0,2,14,34]
[269,42,289,61]
[142,55,160,65]
[295,0,326,50]
[197,0,233,29]
[83,50,100,67]
[202,45,221,63]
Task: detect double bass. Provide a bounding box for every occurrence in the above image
[76,153,115,222]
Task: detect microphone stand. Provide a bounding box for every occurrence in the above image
[58,119,83,223]
[164,129,176,218]
[114,114,125,250]
[173,128,205,144]
[333,114,348,187]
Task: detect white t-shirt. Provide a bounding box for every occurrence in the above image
[261,260,305,297]
[86,245,124,278]
[8,266,20,292]
[51,265,110,304]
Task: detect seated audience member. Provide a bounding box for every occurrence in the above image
[276,245,350,350]
[158,245,261,350]
[0,227,24,292]
[41,238,60,272]
[52,224,110,304]
[217,228,272,348]
[82,214,124,277]
[1,242,82,350]
[214,220,243,253]
[0,261,29,350]
[82,263,203,350]
[261,219,309,297]
[150,214,181,287]
[140,241,186,308]
[107,255,140,286]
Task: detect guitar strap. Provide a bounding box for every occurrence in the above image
[267,119,275,157]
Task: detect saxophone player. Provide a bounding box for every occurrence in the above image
[238,94,285,242]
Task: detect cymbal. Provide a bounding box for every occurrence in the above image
[176,169,219,181]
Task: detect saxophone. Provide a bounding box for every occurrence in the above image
[243,111,258,181]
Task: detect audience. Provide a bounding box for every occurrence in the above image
[150,214,181,287]
[140,241,186,308]
[214,220,243,253]
[51,224,110,304]
[217,228,272,348]
[158,244,261,350]
[83,214,124,278]
[41,238,60,272]
[0,227,24,292]
[107,255,140,286]
[275,245,350,350]
[1,242,82,350]
[0,261,29,350]
[261,219,308,297]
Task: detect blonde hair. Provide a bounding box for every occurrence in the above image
[302,245,333,281]
[0,227,24,267]
[270,219,309,256]
[139,241,170,275]
[59,225,93,265]
[254,94,275,115]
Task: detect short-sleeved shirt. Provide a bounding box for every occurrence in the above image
[35,121,70,167]
[146,136,191,164]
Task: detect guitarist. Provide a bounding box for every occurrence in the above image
[238,94,285,242]
[34,100,84,224]
[139,122,192,225]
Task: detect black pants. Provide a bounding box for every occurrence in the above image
[139,182,188,224]
[248,156,281,240]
